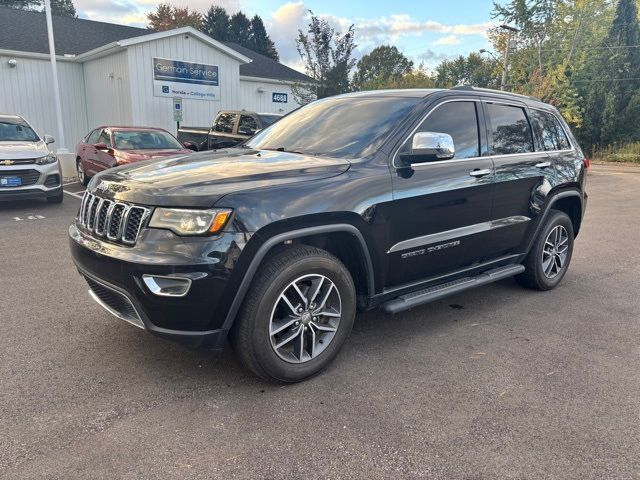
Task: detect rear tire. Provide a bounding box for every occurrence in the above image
[229,245,356,383]
[516,210,574,291]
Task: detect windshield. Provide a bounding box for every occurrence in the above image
[246,96,421,158]
[257,114,281,127]
[113,130,183,150]
[0,119,39,142]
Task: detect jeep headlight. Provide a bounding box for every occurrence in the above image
[149,208,232,236]
[35,153,57,165]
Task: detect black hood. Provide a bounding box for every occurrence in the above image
[88,148,351,208]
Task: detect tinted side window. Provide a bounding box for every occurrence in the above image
[98,130,111,147]
[407,101,480,160]
[530,110,571,151]
[486,103,534,155]
[238,115,258,135]
[214,113,237,133]
[86,129,101,144]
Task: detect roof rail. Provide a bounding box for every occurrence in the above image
[449,85,541,102]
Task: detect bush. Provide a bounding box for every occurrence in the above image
[591,142,640,164]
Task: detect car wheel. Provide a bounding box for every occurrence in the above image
[516,210,574,291]
[229,245,356,383]
[46,191,63,204]
[77,159,89,186]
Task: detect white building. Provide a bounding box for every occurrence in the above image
[0,7,313,171]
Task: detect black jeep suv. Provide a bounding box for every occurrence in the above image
[69,87,588,382]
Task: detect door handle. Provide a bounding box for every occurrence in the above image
[469,168,492,178]
[536,161,552,168]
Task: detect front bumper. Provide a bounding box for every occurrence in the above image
[0,162,62,201]
[69,223,252,351]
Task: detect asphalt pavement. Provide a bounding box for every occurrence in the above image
[1,164,639,479]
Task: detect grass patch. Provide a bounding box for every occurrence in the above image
[591,142,640,164]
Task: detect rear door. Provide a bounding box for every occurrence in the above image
[387,98,496,286]
[483,101,550,258]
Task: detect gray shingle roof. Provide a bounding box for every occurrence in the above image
[0,7,148,55]
[221,41,313,83]
[0,7,313,83]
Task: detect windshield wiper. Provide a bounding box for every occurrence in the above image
[268,147,306,155]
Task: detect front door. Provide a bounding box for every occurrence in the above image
[387,99,496,287]
[93,129,117,173]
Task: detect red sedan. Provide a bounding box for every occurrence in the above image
[75,126,195,185]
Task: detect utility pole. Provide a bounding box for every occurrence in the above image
[44,0,67,153]
[500,24,519,91]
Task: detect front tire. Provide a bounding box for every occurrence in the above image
[77,159,90,186]
[516,210,574,291]
[229,245,356,383]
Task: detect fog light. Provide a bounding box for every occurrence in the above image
[142,275,192,297]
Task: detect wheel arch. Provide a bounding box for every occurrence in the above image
[221,224,375,331]
[525,189,584,256]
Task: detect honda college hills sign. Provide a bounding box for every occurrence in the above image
[153,57,220,101]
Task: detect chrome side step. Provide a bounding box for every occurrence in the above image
[382,264,525,314]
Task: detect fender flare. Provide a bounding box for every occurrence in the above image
[524,189,583,255]
[222,224,375,330]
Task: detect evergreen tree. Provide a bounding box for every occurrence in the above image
[581,0,640,147]
[49,0,75,17]
[2,0,77,17]
[228,11,251,46]
[248,15,279,61]
[202,6,229,41]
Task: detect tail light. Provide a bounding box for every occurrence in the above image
[583,157,590,169]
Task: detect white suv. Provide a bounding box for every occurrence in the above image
[0,114,63,203]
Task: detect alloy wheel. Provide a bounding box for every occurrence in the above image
[77,162,85,183]
[542,225,569,279]
[269,274,342,363]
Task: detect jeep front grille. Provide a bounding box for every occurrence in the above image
[78,191,150,246]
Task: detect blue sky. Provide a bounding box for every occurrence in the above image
[74,0,498,70]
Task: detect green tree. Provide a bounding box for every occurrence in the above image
[352,45,413,90]
[3,0,77,17]
[147,4,203,31]
[202,6,229,41]
[49,0,75,17]
[248,15,279,60]
[228,11,251,45]
[581,0,640,147]
[434,52,499,88]
[294,12,356,103]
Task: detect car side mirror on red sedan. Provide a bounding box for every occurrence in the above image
[183,141,198,151]
[93,142,109,150]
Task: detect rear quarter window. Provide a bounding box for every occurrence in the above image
[530,109,572,151]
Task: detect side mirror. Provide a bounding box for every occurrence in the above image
[183,141,198,151]
[43,134,55,145]
[93,142,108,150]
[400,132,455,165]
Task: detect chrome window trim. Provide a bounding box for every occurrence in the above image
[387,215,531,253]
[392,98,578,170]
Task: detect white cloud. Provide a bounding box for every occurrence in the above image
[266,2,492,72]
[433,35,461,46]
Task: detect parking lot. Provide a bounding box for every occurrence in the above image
[0,163,639,479]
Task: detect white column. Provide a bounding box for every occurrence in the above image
[44,0,68,153]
